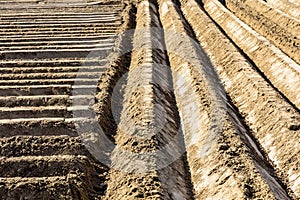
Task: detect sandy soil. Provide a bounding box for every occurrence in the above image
[0,0,299,199]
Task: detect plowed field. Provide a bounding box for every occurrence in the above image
[0,0,299,199]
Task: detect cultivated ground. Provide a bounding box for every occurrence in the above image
[0,0,299,199]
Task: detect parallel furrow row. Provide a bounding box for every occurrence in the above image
[180,0,299,197]
[226,0,300,65]
[0,1,128,199]
[1,0,299,199]
[159,0,294,199]
[203,0,300,110]
[266,0,300,19]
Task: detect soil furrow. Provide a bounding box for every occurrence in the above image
[0,39,115,47]
[0,117,98,137]
[0,105,97,119]
[225,0,300,65]
[0,36,115,42]
[0,3,123,9]
[1,7,122,14]
[0,174,107,200]
[0,72,103,79]
[0,43,114,50]
[1,48,112,59]
[0,176,78,200]
[266,0,300,20]
[0,85,97,96]
[103,1,193,199]
[180,0,299,197]
[0,19,119,25]
[243,0,300,37]
[0,59,106,67]
[0,15,118,19]
[203,0,300,110]
[0,1,126,198]
[1,28,119,35]
[0,66,104,74]
[0,155,95,177]
[2,33,116,38]
[158,0,292,199]
[0,135,87,157]
[0,31,117,36]
[0,78,99,85]
[0,12,119,17]
[0,95,94,107]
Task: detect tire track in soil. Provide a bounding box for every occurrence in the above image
[157,0,292,199]
[179,0,299,198]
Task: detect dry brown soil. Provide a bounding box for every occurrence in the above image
[0,0,299,199]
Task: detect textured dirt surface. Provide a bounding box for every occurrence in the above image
[0,0,124,199]
[181,0,300,198]
[225,0,300,65]
[0,0,299,199]
[267,0,300,20]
